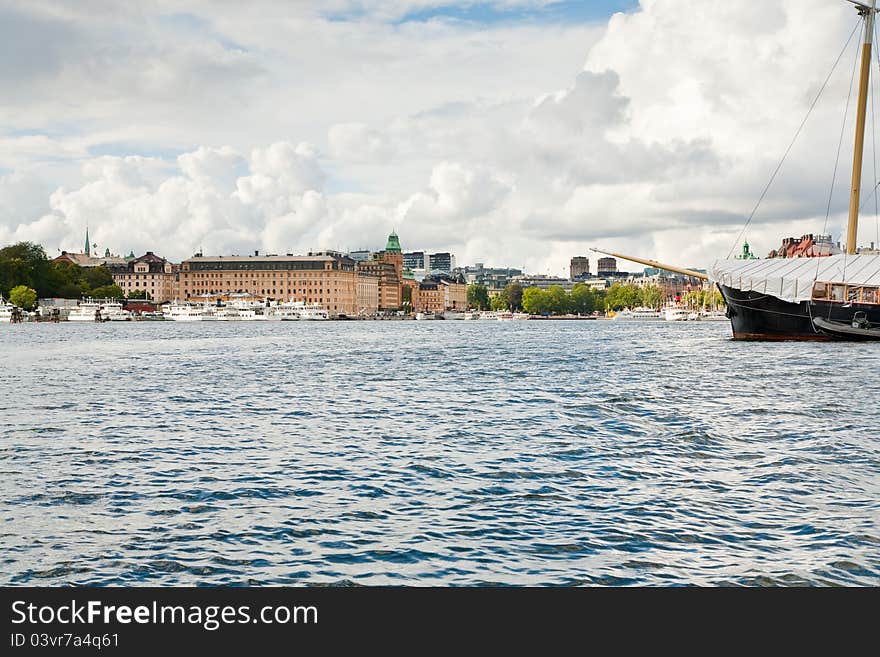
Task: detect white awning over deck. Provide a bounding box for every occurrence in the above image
[710,254,880,303]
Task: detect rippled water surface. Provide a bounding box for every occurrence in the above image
[1,320,878,586]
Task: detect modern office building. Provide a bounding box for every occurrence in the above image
[428,252,455,274]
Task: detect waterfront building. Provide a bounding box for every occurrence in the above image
[597,257,617,276]
[178,251,358,317]
[413,274,467,312]
[357,272,379,317]
[355,231,404,311]
[570,256,590,279]
[109,252,177,302]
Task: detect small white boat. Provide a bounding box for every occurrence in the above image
[68,299,105,322]
[102,300,132,321]
[298,303,328,320]
[415,311,437,320]
[613,307,663,321]
[0,296,14,323]
[442,310,466,320]
[162,301,216,321]
[664,306,690,322]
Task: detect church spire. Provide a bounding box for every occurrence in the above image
[84,225,90,256]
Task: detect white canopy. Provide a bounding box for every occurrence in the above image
[710,254,880,304]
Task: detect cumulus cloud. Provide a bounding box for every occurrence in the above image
[2,0,878,275]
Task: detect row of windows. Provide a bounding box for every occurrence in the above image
[187,261,345,272]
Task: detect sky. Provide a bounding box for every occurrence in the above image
[2,0,880,276]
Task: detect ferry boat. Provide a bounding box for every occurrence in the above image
[442,310,466,320]
[102,301,132,321]
[68,299,104,322]
[162,302,216,321]
[297,303,328,320]
[415,311,438,320]
[0,296,14,323]
[612,307,663,321]
[664,306,690,322]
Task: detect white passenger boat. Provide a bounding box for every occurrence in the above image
[0,296,14,323]
[442,310,466,320]
[212,305,240,321]
[68,299,105,322]
[664,306,690,322]
[298,303,328,320]
[162,302,216,321]
[102,300,132,321]
[613,307,663,321]
[415,311,437,320]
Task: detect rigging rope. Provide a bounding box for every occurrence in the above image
[818,17,863,287]
[726,18,862,260]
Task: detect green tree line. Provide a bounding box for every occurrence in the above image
[519,283,606,315]
[0,241,124,301]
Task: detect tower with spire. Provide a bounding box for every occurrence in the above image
[84,225,90,256]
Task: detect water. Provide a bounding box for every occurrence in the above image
[1,320,878,586]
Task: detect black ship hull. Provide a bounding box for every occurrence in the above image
[717,284,880,341]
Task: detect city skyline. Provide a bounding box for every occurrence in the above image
[2,1,877,278]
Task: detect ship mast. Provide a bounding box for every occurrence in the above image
[846,0,878,255]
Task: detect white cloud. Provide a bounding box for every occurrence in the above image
[2,0,878,274]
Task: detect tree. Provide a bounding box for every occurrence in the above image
[545,285,570,315]
[0,242,49,297]
[89,285,124,299]
[467,284,490,310]
[604,283,641,310]
[570,284,596,315]
[81,265,114,290]
[504,283,523,311]
[522,287,550,314]
[45,260,87,298]
[9,285,37,310]
[127,289,150,300]
[639,285,663,309]
[490,291,508,311]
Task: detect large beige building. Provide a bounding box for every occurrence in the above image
[178,251,358,317]
[357,272,379,317]
[355,232,404,311]
[414,274,467,312]
[110,252,177,302]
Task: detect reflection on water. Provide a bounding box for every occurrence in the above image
[1,320,878,585]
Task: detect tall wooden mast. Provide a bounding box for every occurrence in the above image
[847,0,878,255]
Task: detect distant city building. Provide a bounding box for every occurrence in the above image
[348,250,373,262]
[455,263,522,291]
[428,252,455,274]
[178,251,358,317]
[767,234,841,258]
[570,256,590,279]
[53,227,128,269]
[513,275,575,292]
[597,257,617,276]
[109,251,176,302]
[403,251,426,270]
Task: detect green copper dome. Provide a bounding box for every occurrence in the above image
[385,231,402,253]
